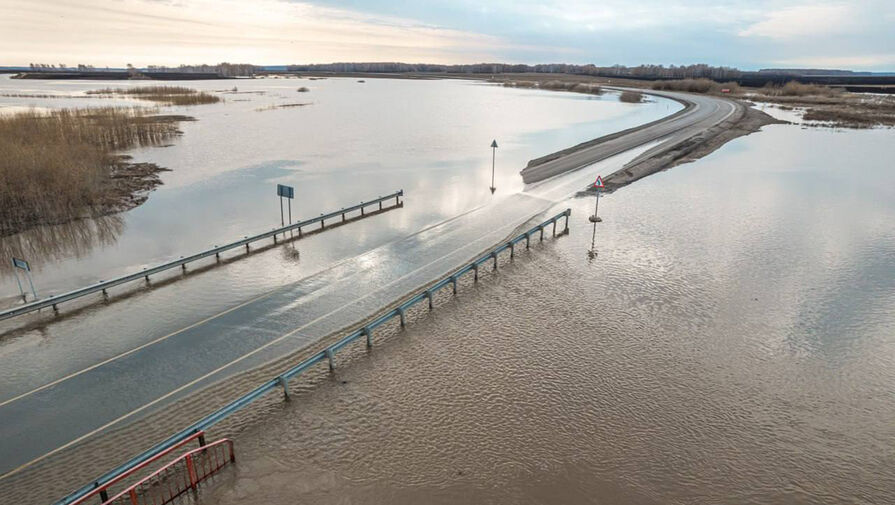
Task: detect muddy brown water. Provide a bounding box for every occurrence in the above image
[184,124,895,505]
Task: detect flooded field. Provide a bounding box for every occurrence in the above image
[194,123,895,505]
[0,75,677,307]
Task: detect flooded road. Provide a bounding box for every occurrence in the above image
[0,77,680,479]
[194,123,895,505]
[0,76,677,303]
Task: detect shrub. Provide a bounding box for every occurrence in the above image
[619,90,644,103]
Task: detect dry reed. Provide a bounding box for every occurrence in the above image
[86,86,221,106]
[0,107,183,235]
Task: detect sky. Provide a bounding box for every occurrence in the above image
[1,0,893,70]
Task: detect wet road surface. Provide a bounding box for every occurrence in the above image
[0,141,653,477]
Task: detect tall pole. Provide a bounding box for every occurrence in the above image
[12,270,25,301]
[490,139,498,194]
[279,195,284,227]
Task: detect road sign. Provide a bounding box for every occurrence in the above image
[593,175,604,189]
[490,140,498,149]
[12,257,29,271]
[277,184,294,199]
[11,257,37,300]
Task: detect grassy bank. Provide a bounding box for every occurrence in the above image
[86,86,221,106]
[0,107,189,236]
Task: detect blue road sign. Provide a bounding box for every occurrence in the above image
[277,184,294,199]
[12,257,29,271]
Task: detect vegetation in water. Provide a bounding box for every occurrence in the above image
[0,107,189,235]
[619,90,644,103]
[87,86,221,106]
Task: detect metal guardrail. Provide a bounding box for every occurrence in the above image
[53,208,570,505]
[0,191,403,322]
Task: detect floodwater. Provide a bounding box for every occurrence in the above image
[0,75,677,308]
[195,123,895,505]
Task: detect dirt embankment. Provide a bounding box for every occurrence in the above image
[602,100,782,191]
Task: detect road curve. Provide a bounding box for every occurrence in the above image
[520,88,740,185]
[0,89,746,501]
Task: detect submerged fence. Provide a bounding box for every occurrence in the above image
[55,208,570,505]
[0,191,403,321]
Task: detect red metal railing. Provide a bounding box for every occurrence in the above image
[71,431,207,505]
[102,439,235,505]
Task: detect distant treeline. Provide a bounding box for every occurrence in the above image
[145,63,257,76]
[283,62,895,86]
[285,62,744,79]
[23,62,257,77]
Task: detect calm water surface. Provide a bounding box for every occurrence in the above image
[0,75,676,304]
[196,123,895,505]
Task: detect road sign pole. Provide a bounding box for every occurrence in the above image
[491,148,495,189]
[288,198,292,227]
[279,195,284,227]
[12,270,26,301]
[25,269,37,300]
[490,140,498,194]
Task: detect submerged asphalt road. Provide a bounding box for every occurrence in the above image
[520,89,739,184]
[0,90,740,479]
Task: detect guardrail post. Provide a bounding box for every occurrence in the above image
[509,242,515,258]
[198,433,206,447]
[552,220,557,237]
[397,307,406,327]
[426,289,434,309]
[491,252,499,271]
[396,194,400,205]
[326,348,336,370]
[342,210,346,222]
[273,234,277,244]
[379,200,382,210]
[128,489,138,505]
[320,217,325,229]
[363,326,373,347]
[473,263,479,282]
[186,454,198,490]
[277,376,290,400]
[539,226,544,242]
[361,204,365,216]
[450,275,458,294]
[564,211,570,231]
[526,233,531,249]
[97,484,108,502]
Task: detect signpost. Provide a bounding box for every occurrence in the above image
[489,140,498,194]
[588,176,604,259]
[276,184,295,228]
[589,175,604,223]
[11,257,37,301]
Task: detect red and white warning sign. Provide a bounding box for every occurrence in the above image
[593,175,604,189]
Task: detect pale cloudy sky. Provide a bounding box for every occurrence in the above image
[1,0,893,70]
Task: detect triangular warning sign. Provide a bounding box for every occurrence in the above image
[593,175,604,188]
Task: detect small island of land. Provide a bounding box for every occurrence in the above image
[0,86,220,237]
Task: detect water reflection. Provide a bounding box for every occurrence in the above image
[0,215,123,277]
